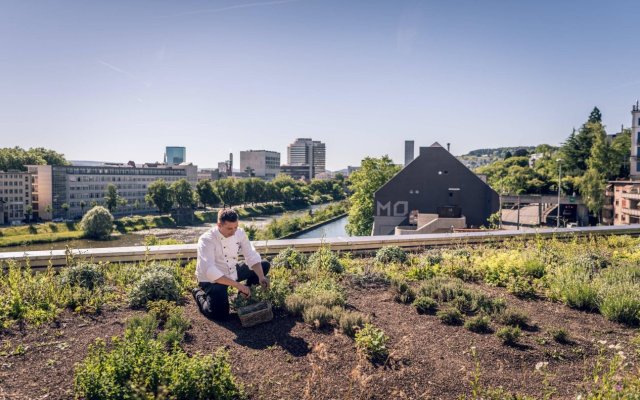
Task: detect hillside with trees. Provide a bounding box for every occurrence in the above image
[475,107,631,219]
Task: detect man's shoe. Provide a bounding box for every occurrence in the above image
[192,287,204,314]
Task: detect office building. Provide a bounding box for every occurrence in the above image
[284,138,326,179]
[0,170,33,224]
[165,147,186,165]
[240,150,280,179]
[28,162,197,220]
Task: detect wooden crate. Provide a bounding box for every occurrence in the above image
[237,301,273,327]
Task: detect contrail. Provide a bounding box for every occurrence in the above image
[174,0,300,17]
[96,59,137,80]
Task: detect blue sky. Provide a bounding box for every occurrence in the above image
[1,0,639,170]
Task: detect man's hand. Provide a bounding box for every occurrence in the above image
[236,283,251,297]
[259,276,270,290]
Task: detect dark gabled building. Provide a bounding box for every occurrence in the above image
[372,143,499,235]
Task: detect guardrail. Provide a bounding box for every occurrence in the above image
[2,225,640,268]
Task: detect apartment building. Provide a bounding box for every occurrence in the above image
[28,162,197,220]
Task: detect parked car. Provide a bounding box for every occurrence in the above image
[52,218,64,222]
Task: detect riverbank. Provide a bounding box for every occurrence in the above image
[0,201,318,249]
[250,201,349,240]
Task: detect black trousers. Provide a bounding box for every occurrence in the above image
[196,260,270,320]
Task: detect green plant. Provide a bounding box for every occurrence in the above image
[496,326,521,346]
[498,309,529,328]
[128,269,181,308]
[80,206,114,239]
[158,311,191,347]
[465,315,491,333]
[61,263,105,291]
[405,265,434,281]
[437,308,464,325]
[302,305,334,329]
[74,324,242,399]
[451,295,476,314]
[272,247,307,270]
[506,276,537,299]
[147,300,179,327]
[126,314,159,339]
[355,323,389,363]
[375,246,408,264]
[338,311,368,337]
[390,279,415,304]
[308,247,344,274]
[412,296,438,315]
[418,277,467,302]
[549,327,570,344]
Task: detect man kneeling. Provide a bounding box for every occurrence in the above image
[192,209,270,320]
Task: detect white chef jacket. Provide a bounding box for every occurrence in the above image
[195,226,262,283]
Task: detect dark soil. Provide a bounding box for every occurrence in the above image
[1,284,638,400]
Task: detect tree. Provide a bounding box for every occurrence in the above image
[196,180,219,209]
[0,146,68,172]
[243,178,266,204]
[171,179,196,209]
[589,106,602,123]
[611,128,631,178]
[503,151,513,159]
[24,205,33,223]
[514,148,529,157]
[44,204,52,219]
[587,122,617,179]
[61,203,70,219]
[579,168,606,222]
[80,206,114,239]
[145,179,173,213]
[79,200,86,216]
[212,178,244,206]
[244,166,255,177]
[104,184,119,212]
[346,156,401,236]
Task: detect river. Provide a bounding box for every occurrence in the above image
[3,203,332,253]
[293,216,349,239]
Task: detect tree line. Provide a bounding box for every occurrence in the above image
[115,174,350,214]
[0,147,68,171]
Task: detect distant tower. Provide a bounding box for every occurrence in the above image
[229,153,233,177]
[631,101,640,178]
[404,140,415,166]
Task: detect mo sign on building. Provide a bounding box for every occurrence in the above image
[372,143,499,235]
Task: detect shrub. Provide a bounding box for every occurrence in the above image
[506,277,537,299]
[308,247,344,274]
[451,295,476,314]
[549,327,570,344]
[158,311,191,347]
[303,305,334,329]
[272,247,307,270]
[465,315,491,333]
[521,259,546,279]
[418,277,466,302]
[547,262,600,311]
[413,296,438,314]
[390,279,415,304]
[126,314,159,339]
[80,206,114,239]
[375,246,408,264]
[339,311,368,337]
[284,294,307,316]
[263,267,294,309]
[147,300,179,327]
[128,269,181,308]
[405,266,434,281]
[598,283,640,326]
[74,326,242,399]
[496,326,521,345]
[498,309,529,328]
[355,324,389,363]
[437,308,464,325]
[474,296,506,316]
[61,263,105,291]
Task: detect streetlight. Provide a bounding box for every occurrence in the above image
[556,159,562,228]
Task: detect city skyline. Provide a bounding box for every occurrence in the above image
[2,1,640,170]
